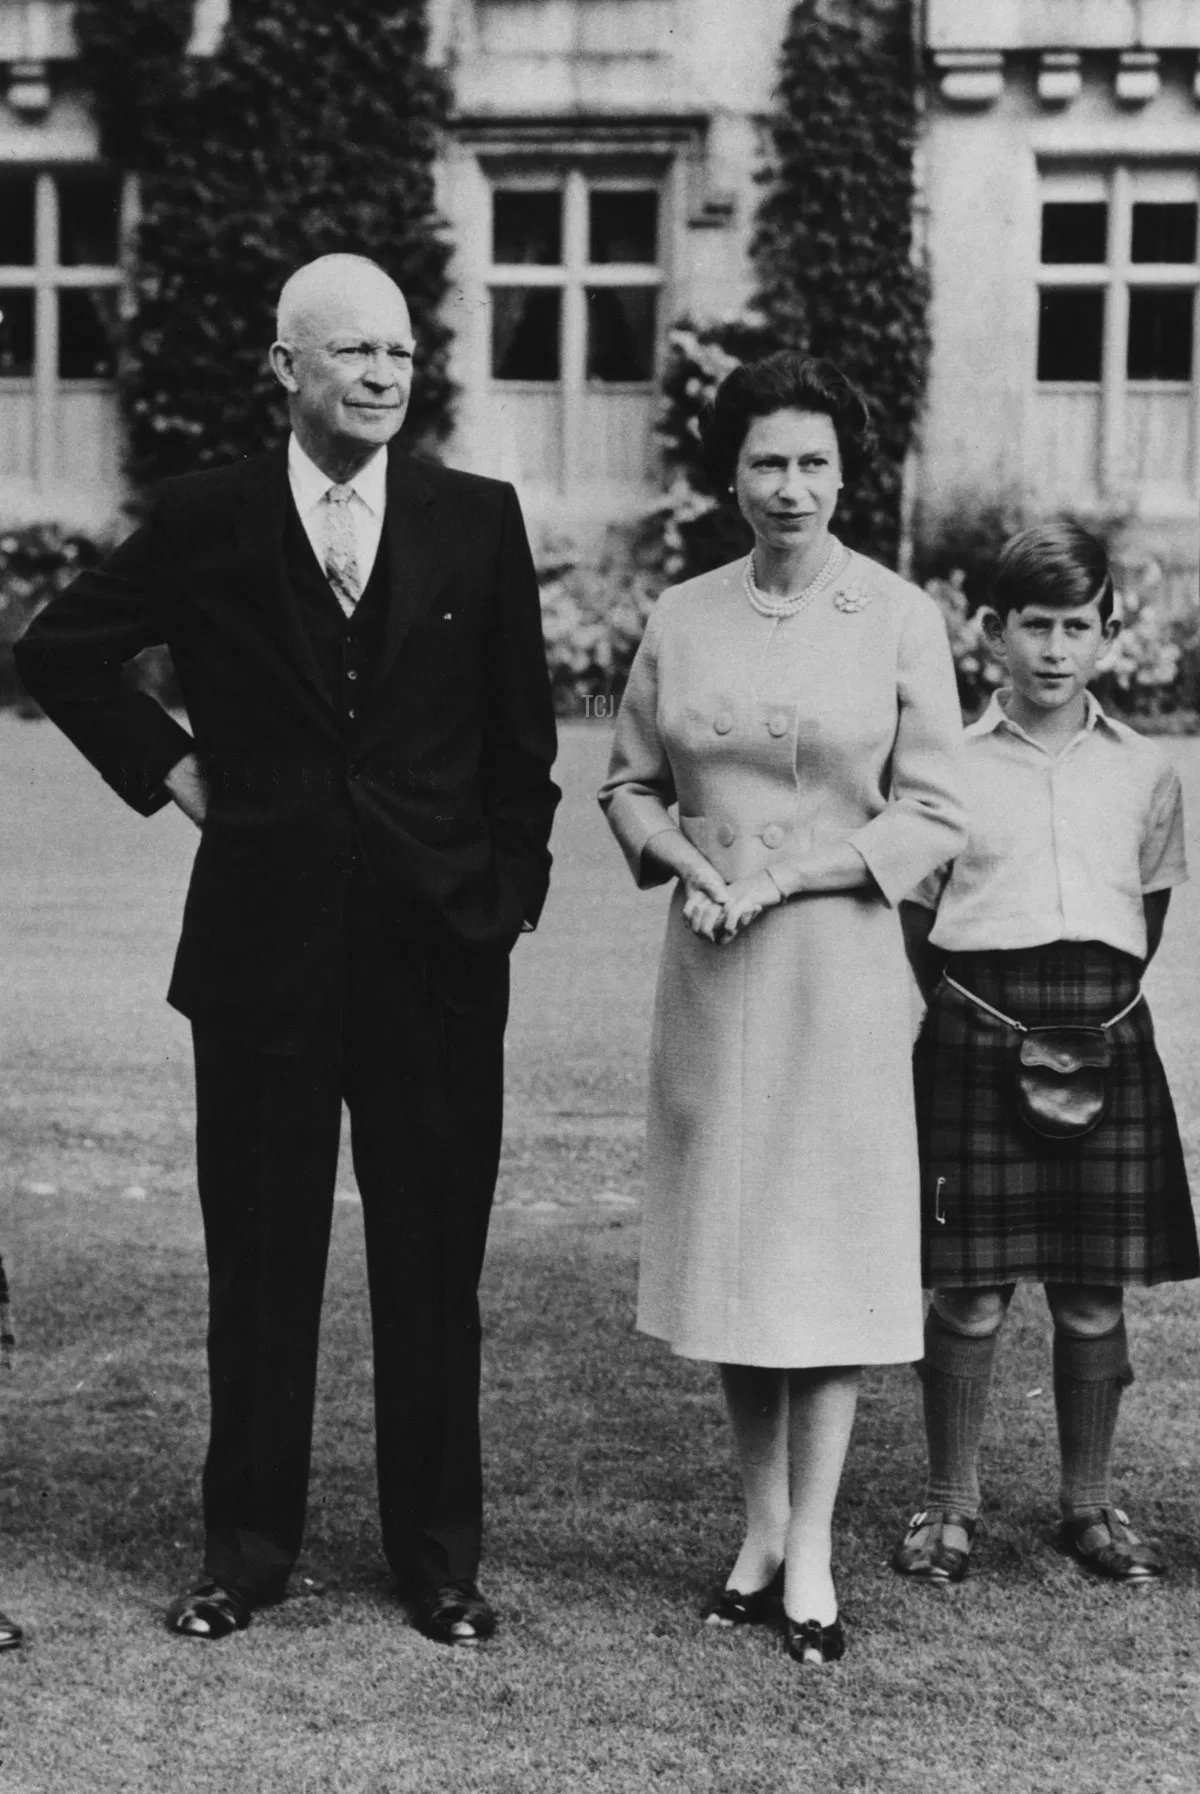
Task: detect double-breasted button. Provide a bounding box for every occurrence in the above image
[713,711,733,735]
[717,824,736,848]
[768,712,789,737]
[762,824,785,850]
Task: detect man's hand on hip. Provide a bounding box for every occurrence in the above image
[164,753,209,828]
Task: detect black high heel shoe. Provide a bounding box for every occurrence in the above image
[784,1614,846,1666]
[702,1561,784,1627]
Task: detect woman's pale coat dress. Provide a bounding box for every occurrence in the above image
[601,549,965,1368]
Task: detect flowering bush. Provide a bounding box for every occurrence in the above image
[0,524,104,635]
[0,525,107,709]
[652,320,767,581]
[547,544,1199,727]
[1102,556,1192,720]
[539,545,658,715]
[923,572,1003,713]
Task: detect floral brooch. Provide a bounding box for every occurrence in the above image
[833,581,873,614]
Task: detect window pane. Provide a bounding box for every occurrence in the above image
[1038,289,1104,382]
[0,173,35,266]
[586,287,656,382]
[59,289,120,379]
[1127,289,1193,381]
[589,190,658,265]
[492,191,561,266]
[1131,203,1197,265]
[58,169,122,267]
[1040,203,1107,265]
[491,287,560,380]
[0,288,33,375]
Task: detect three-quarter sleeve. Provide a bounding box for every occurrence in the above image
[598,607,678,888]
[846,593,966,906]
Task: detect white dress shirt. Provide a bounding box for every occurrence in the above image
[287,434,387,588]
[911,689,1187,961]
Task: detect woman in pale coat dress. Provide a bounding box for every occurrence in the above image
[600,353,965,1666]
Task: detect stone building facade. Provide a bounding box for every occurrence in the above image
[0,0,1196,585]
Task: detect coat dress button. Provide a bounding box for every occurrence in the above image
[768,713,789,737]
[761,824,785,849]
[713,712,733,734]
[717,824,736,848]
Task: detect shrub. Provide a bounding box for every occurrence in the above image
[539,542,658,716]
[73,0,454,483]
[0,526,107,710]
[652,321,767,580]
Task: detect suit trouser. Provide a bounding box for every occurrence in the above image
[191,875,509,1601]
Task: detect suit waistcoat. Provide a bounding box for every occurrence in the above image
[283,496,390,730]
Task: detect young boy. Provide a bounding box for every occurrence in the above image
[893,521,1198,1585]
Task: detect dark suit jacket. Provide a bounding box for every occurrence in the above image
[15,445,560,1041]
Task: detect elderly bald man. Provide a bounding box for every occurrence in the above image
[15,255,559,1645]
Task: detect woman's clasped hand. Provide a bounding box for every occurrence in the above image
[644,830,783,943]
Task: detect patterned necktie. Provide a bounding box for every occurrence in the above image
[322,483,361,617]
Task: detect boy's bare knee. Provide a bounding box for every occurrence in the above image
[1045,1284,1124,1338]
[932,1286,1013,1339]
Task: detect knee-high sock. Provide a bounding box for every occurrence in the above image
[922,1306,1000,1519]
[1053,1319,1133,1516]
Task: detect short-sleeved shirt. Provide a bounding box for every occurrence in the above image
[911,689,1187,961]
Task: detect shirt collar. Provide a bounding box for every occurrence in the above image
[971,687,1118,747]
[287,434,388,517]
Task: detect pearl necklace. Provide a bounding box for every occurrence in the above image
[742,536,845,620]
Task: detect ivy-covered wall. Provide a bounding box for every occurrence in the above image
[752,0,927,564]
[73,0,454,483]
[656,0,928,579]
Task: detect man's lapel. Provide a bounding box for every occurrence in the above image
[233,446,337,725]
[370,451,440,700]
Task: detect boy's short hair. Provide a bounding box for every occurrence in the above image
[991,521,1115,625]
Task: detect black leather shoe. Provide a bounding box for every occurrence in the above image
[166,1580,252,1640]
[702,1561,785,1627]
[892,1507,977,1583]
[0,1608,23,1652]
[414,1579,496,1646]
[783,1614,846,1667]
[1059,1506,1165,1583]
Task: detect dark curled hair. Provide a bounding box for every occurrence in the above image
[700,351,877,490]
[991,521,1115,625]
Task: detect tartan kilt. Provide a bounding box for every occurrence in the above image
[915,941,1199,1288]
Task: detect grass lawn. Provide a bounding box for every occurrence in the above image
[2,713,1200,1793]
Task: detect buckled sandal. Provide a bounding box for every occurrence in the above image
[414,1580,497,1646]
[1059,1506,1165,1584]
[0,1609,23,1652]
[166,1580,252,1640]
[702,1561,784,1627]
[783,1615,846,1667]
[892,1507,977,1583]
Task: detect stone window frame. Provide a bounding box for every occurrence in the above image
[1036,161,1200,509]
[0,164,132,492]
